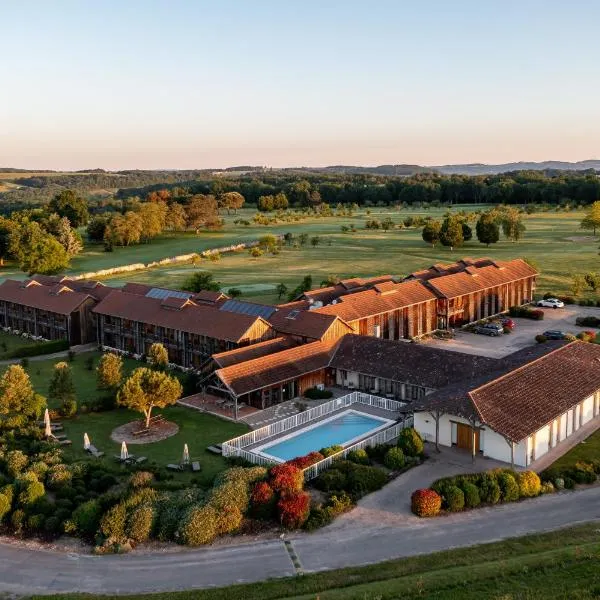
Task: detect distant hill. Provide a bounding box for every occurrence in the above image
[432,160,600,175]
[297,164,436,176]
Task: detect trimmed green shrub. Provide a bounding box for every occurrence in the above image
[72,499,103,537]
[444,485,465,512]
[517,471,541,498]
[397,428,424,457]
[46,464,72,490]
[100,503,127,542]
[478,474,501,504]
[320,445,344,457]
[383,447,405,470]
[17,477,45,507]
[347,448,371,465]
[129,471,155,489]
[5,450,28,478]
[0,493,10,522]
[2,339,69,359]
[541,481,555,494]
[570,462,597,484]
[461,482,480,508]
[364,443,392,462]
[43,515,62,536]
[554,477,565,490]
[303,506,332,531]
[126,504,154,543]
[59,397,77,418]
[346,464,388,497]
[178,504,218,546]
[314,469,347,492]
[303,387,333,400]
[11,509,26,534]
[498,472,520,502]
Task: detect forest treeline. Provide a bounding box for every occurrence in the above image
[1,169,599,209]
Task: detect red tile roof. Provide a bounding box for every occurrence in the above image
[469,341,600,442]
[424,259,537,300]
[408,258,494,281]
[313,279,437,322]
[212,337,297,369]
[216,339,339,396]
[299,275,395,304]
[29,274,112,300]
[93,290,271,342]
[269,308,353,340]
[0,279,92,315]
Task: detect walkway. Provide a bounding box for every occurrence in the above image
[1,450,599,595]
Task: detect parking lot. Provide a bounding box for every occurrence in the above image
[424,305,600,359]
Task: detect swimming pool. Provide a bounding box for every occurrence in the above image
[256,409,394,462]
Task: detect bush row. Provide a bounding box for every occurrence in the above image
[540,460,600,489]
[2,339,70,359]
[508,306,544,320]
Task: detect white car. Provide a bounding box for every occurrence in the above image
[537,298,565,309]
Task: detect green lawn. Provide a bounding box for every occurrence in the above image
[15,351,248,487]
[0,207,596,304]
[0,329,40,356]
[548,429,600,472]
[31,523,600,600]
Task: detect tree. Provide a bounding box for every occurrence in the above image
[249,247,263,258]
[182,272,220,292]
[45,214,83,257]
[185,195,221,231]
[218,191,245,214]
[9,220,70,275]
[86,215,109,242]
[310,236,321,247]
[96,352,123,391]
[584,272,600,292]
[137,201,167,242]
[276,283,288,300]
[321,274,340,287]
[475,213,500,247]
[0,216,13,266]
[48,190,89,227]
[500,208,526,242]
[48,362,77,417]
[298,233,309,246]
[421,220,441,248]
[571,274,586,296]
[104,212,143,247]
[165,202,187,231]
[461,222,473,242]
[227,287,242,298]
[258,234,280,252]
[117,368,182,429]
[440,216,464,250]
[0,364,46,428]
[147,343,169,370]
[580,201,600,235]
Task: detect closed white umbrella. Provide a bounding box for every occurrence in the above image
[83,433,90,450]
[120,441,129,460]
[44,409,52,438]
[182,443,190,465]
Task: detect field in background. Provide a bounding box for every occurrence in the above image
[0,206,597,303]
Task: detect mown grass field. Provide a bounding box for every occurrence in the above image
[20,351,248,486]
[31,523,600,600]
[0,206,596,304]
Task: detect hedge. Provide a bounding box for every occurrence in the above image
[177,504,218,546]
[540,460,600,488]
[397,428,424,457]
[303,387,333,400]
[508,306,544,320]
[2,339,70,359]
[576,316,600,328]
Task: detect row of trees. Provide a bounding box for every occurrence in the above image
[422,207,526,250]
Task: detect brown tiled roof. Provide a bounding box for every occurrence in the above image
[193,290,228,304]
[408,258,494,281]
[299,275,395,304]
[424,259,537,300]
[0,279,92,315]
[269,308,353,340]
[314,279,437,322]
[331,335,499,389]
[122,282,154,295]
[93,290,271,342]
[469,341,600,442]
[212,337,297,369]
[29,274,112,300]
[216,339,339,396]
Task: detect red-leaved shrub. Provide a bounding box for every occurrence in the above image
[269,464,304,493]
[250,481,274,506]
[411,488,442,517]
[277,491,310,529]
[287,452,324,469]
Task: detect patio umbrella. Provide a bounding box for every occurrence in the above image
[182,443,190,465]
[83,433,90,450]
[44,409,52,438]
[120,441,129,460]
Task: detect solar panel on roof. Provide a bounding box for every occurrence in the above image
[145,288,194,300]
[219,299,276,319]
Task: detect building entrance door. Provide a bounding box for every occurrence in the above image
[456,423,480,452]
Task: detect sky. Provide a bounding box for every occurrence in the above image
[1,0,599,170]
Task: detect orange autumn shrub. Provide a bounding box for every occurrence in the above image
[411,488,442,517]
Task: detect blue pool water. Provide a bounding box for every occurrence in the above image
[261,411,388,462]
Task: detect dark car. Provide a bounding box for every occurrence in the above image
[501,317,515,329]
[543,330,566,340]
[474,323,504,336]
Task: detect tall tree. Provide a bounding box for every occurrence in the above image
[580,201,600,235]
[147,343,169,370]
[48,190,89,227]
[117,368,182,429]
[96,352,123,391]
[218,191,245,214]
[276,282,288,300]
[137,201,167,242]
[86,215,109,242]
[48,362,77,417]
[165,203,187,231]
[45,214,83,256]
[475,213,500,247]
[0,216,13,266]
[185,195,221,231]
[439,216,464,250]
[421,220,441,248]
[500,208,526,242]
[182,272,220,292]
[0,364,46,429]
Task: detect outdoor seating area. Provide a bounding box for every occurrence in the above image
[167,444,201,472]
[41,409,73,446]
[178,391,258,420]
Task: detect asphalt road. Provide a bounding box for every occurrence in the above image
[1,486,599,595]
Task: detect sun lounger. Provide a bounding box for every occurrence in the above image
[206,445,222,455]
[53,434,68,441]
[59,439,72,446]
[167,463,184,471]
[191,461,201,472]
[134,456,147,464]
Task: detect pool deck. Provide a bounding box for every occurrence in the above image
[244,404,403,453]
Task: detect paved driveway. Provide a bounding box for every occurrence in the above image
[424,305,600,358]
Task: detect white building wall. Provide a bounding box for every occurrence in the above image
[582,395,594,424]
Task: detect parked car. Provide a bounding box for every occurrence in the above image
[474,323,504,336]
[537,298,565,309]
[542,330,566,340]
[501,317,515,329]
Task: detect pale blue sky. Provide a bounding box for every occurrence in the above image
[1,0,599,169]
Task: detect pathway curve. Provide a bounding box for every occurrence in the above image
[0,485,598,595]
